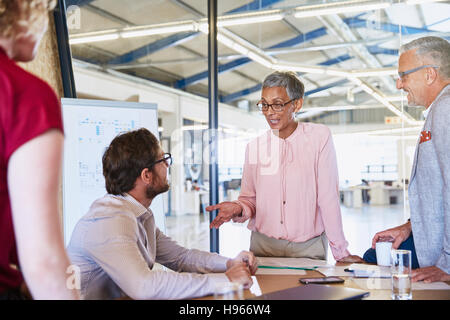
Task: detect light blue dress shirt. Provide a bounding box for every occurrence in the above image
[67,193,229,300]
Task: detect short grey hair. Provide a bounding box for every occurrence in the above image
[400,36,450,80]
[262,71,305,100]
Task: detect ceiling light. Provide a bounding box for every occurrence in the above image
[247,52,274,69]
[69,33,120,45]
[217,13,284,27]
[294,0,391,18]
[405,0,447,4]
[197,22,209,34]
[347,77,423,125]
[70,1,404,45]
[216,29,275,68]
[350,68,398,77]
[324,69,349,77]
[274,63,326,74]
[360,83,375,95]
[231,42,250,56]
[349,77,363,86]
[121,24,195,38]
[216,34,235,48]
[217,34,250,55]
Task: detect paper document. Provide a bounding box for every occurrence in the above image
[249,276,262,296]
[317,266,352,277]
[351,278,450,291]
[411,281,450,290]
[347,263,391,278]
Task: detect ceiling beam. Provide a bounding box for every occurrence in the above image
[169,16,436,90]
[174,26,328,89]
[106,0,285,66]
[104,17,439,69]
[228,0,284,14]
[305,79,349,96]
[170,0,204,16]
[367,45,398,56]
[220,83,262,104]
[344,16,431,34]
[320,14,400,97]
[220,54,352,103]
[107,32,199,65]
[175,57,251,89]
[265,30,449,55]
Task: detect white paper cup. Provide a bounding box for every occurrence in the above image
[376,241,393,266]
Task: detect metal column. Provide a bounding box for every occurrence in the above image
[208,0,219,253]
[53,0,77,98]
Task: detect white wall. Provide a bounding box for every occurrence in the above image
[73,64,267,131]
[74,64,420,214]
[73,64,267,215]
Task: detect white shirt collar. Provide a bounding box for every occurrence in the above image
[422,106,432,119]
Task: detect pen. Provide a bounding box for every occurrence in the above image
[259,265,319,271]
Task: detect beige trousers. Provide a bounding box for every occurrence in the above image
[250,231,328,259]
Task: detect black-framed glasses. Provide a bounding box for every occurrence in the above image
[398,64,439,79]
[149,153,172,168]
[256,99,296,112]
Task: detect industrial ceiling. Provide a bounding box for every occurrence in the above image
[65,0,450,131]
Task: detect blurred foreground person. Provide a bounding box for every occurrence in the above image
[0,0,78,299]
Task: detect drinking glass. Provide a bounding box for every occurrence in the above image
[213,282,244,300]
[391,250,412,300]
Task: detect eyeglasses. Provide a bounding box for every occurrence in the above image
[149,153,172,168]
[256,99,296,112]
[398,64,439,79]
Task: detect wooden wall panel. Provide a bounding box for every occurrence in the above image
[19,13,63,98]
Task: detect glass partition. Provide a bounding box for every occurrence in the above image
[214,0,449,259]
[61,0,449,258]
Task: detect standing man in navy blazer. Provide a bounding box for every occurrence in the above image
[364,36,450,283]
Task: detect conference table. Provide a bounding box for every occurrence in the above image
[198,258,450,300]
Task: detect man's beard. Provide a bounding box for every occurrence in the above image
[146,176,170,200]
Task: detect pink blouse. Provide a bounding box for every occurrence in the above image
[233,122,350,260]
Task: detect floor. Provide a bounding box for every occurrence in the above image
[165,204,409,262]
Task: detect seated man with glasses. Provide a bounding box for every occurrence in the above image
[207,71,362,263]
[67,128,257,300]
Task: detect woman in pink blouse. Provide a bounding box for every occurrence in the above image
[207,71,362,263]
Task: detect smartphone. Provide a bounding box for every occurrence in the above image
[299,276,345,285]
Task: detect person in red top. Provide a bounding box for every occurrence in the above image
[0,0,78,299]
